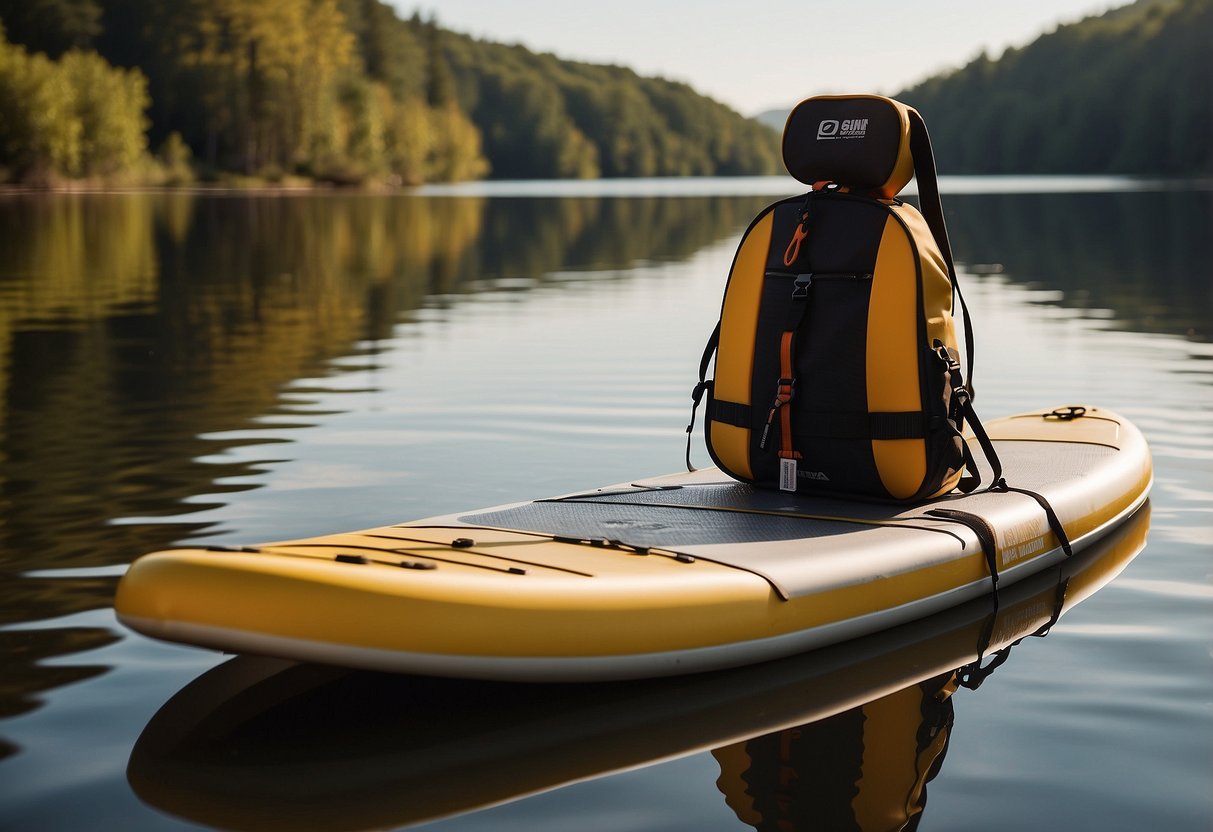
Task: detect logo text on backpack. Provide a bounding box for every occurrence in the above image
[817,118,869,141]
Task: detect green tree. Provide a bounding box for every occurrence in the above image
[426,102,491,181]
[383,93,433,185]
[0,23,148,182]
[421,15,456,108]
[339,0,425,100]
[160,0,355,174]
[58,48,148,176]
[156,131,193,184]
[0,26,81,180]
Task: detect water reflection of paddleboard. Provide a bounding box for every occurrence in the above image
[115,406,1150,682]
[127,503,1148,831]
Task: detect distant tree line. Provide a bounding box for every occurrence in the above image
[897,0,1212,175]
[0,0,781,185]
[0,0,489,185]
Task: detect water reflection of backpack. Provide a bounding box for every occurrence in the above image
[688,94,995,501]
[712,673,958,832]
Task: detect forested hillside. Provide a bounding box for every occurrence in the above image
[436,34,780,179]
[0,0,780,185]
[897,0,1211,175]
[756,0,1211,176]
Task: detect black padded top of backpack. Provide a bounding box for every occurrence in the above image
[782,96,914,197]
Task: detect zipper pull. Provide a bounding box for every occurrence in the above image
[760,401,780,450]
[759,377,796,450]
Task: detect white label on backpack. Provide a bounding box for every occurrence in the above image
[817,118,868,141]
[779,458,798,492]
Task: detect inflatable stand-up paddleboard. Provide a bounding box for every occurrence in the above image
[126,504,1149,831]
[116,405,1151,681]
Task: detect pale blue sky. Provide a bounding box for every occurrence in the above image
[392,0,1121,115]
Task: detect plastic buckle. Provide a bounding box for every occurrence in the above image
[934,342,961,371]
[776,377,796,402]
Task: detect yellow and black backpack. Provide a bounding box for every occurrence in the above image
[688,94,995,502]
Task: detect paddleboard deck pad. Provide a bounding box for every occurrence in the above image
[115,405,1152,681]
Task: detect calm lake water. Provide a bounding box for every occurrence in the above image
[1,177,1210,831]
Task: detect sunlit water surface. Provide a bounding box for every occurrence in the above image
[0,178,1210,831]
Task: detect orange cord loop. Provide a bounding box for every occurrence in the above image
[783,218,809,266]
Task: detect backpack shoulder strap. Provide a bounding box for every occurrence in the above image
[907,109,977,398]
[685,321,720,471]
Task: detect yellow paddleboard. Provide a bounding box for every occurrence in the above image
[115,405,1151,681]
[126,503,1149,831]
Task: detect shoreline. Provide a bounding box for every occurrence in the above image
[1,173,1210,199]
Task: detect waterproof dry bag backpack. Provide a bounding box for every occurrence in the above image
[688,94,993,502]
